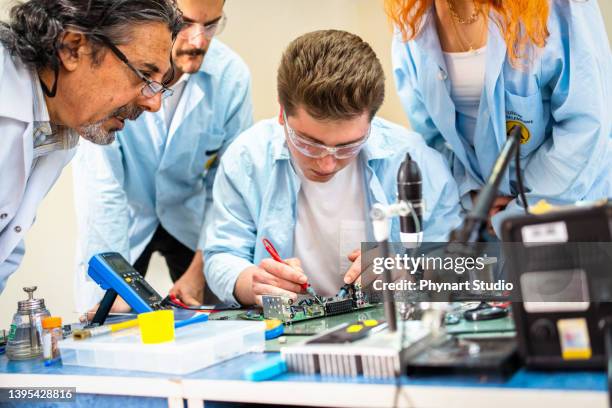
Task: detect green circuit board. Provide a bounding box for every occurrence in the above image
[260,283,373,324]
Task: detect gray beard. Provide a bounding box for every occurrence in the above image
[75,103,143,144]
[77,119,116,145]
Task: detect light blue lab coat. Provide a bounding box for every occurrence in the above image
[204,118,463,305]
[73,39,253,311]
[392,0,612,231]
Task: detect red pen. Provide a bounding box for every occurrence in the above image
[262,238,318,297]
[262,238,287,265]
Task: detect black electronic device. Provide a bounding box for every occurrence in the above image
[464,303,509,321]
[397,152,423,244]
[442,126,523,321]
[502,200,612,369]
[451,125,523,244]
[405,336,519,377]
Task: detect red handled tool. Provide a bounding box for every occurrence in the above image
[262,238,320,300]
[166,294,225,313]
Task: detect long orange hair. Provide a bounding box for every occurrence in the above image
[385,0,550,66]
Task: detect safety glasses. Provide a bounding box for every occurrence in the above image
[177,13,227,41]
[282,110,370,159]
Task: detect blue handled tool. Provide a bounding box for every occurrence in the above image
[175,313,209,329]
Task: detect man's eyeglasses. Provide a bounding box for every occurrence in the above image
[178,13,227,41]
[282,110,370,160]
[96,34,174,99]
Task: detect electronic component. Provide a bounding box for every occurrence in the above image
[262,283,373,324]
[502,200,612,369]
[282,320,433,378]
[351,282,368,308]
[238,310,265,321]
[405,335,519,377]
[262,296,325,323]
[87,252,172,327]
[463,302,508,321]
[324,299,353,316]
[88,253,168,313]
[336,284,350,299]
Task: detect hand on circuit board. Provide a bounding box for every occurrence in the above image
[343,249,362,285]
[343,247,381,290]
[252,257,308,305]
[169,250,205,306]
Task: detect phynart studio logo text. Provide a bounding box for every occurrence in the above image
[372,279,514,292]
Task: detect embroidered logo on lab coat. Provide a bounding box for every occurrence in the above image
[506,120,530,144]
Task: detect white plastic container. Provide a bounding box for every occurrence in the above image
[59,320,265,374]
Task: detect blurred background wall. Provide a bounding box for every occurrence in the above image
[1,0,611,327]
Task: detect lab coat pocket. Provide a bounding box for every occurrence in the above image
[504,89,546,157]
[197,130,225,179]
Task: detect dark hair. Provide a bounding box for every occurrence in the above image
[277,30,385,121]
[0,0,183,70]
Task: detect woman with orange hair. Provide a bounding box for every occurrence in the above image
[388,0,611,234]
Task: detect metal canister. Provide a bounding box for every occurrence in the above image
[6,287,51,360]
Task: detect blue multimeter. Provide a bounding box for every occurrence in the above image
[88,252,168,314]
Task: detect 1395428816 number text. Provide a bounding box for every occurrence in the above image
[0,387,76,402]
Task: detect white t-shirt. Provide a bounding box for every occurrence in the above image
[293,159,367,297]
[443,46,487,143]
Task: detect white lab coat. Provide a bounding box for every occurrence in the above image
[0,45,76,292]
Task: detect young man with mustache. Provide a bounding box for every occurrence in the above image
[73,0,253,313]
[0,0,181,292]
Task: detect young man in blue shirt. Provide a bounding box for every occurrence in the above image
[204,30,462,306]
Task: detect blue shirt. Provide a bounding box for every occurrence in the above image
[392,0,612,231]
[204,117,462,305]
[73,39,253,310]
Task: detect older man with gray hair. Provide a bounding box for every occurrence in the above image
[0,0,182,292]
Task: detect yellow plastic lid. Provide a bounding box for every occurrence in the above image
[42,316,62,329]
[138,310,175,344]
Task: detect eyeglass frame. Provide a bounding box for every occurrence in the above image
[282,109,371,159]
[177,12,227,41]
[94,34,175,99]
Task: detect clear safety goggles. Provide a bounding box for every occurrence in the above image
[177,13,227,41]
[282,110,370,160]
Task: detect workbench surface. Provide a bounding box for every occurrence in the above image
[0,307,607,408]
